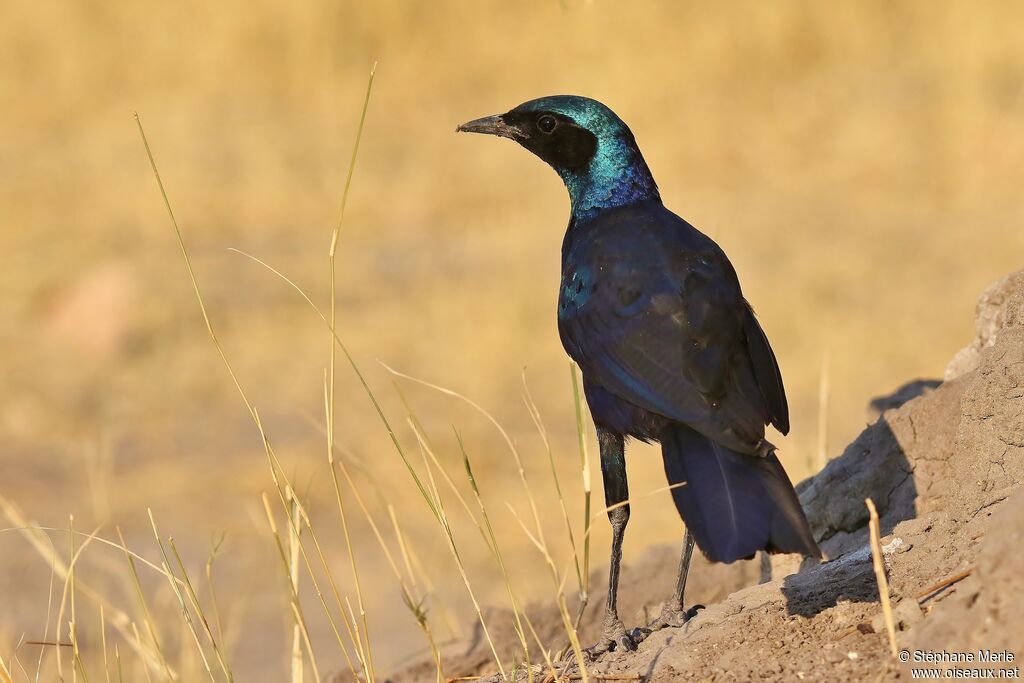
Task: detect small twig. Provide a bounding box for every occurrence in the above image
[817,350,830,472]
[831,626,859,642]
[24,641,72,648]
[865,498,897,658]
[916,567,975,602]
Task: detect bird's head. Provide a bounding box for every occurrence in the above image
[457,95,659,220]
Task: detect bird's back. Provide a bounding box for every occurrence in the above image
[558,200,786,454]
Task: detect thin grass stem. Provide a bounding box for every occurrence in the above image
[145,512,216,682]
[415,434,506,681]
[521,371,583,610]
[100,605,112,683]
[258,495,328,682]
[167,538,234,682]
[455,431,532,678]
[569,364,592,629]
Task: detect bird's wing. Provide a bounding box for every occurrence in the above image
[559,228,778,454]
[742,302,790,434]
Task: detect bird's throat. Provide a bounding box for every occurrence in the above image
[560,142,660,222]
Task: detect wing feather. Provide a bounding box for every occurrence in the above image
[558,208,786,454]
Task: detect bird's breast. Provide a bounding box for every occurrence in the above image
[557,264,596,320]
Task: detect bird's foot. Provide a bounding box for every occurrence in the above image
[647,602,705,631]
[585,613,642,657]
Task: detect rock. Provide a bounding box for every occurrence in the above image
[868,599,922,634]
[892,598,923,628]
[881,537,905,555]
[945,271,1024,380]
[867,598,924,633]
[909,491,1024,655]
[938,272,1024,517]
[796,373,963,560]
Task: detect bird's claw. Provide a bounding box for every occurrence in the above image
[648,603,705,631]
[567,605,703,661]
[585,615,641,656]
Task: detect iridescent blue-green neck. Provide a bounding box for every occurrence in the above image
[534,98,660,221]
[510,96,661,222]
[560,137,660,222]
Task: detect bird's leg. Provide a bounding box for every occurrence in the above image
[589,427,637,655]
[649,530,704,630]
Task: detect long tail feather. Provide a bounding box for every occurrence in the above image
[661,423,820,563]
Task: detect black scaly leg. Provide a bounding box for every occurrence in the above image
[591,426,636,654]
[672,530,695,611]
[649,529,704,630]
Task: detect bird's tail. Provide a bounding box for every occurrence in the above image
[660,423,820,563]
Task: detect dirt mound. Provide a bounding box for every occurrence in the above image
[389,270,1024,682]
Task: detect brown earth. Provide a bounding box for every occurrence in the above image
[384,270,1024,682]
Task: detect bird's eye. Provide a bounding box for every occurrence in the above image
[537,115,557,134]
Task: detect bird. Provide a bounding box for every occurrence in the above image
[457,95,820,654]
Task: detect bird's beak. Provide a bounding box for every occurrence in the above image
[456,114,520,139]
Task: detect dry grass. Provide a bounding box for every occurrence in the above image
[3,1,1024,679]
[866,498,897,659]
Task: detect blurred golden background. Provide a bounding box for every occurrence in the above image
[2,0,1023,679]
